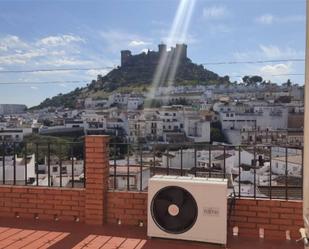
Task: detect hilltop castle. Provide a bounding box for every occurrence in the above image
[120,43,188,67]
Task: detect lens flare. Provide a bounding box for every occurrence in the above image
[147,0,196,101]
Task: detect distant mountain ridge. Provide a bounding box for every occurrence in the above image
[32,43,230,109]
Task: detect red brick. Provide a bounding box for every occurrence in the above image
[236,199,257,206]
[264,230,285,239]
[257,212,279,218]
[280,201,302,208]
[12,187,28,193]
[271,218,292,225]
[257,200,281,207]
[234,210,257,217]
[247,217,269,224]
[248,206,270,212]
[293,219,304,226]
[0,187,12,193]
[258,224,279,230]
[230,215,247,222]
[272,207,293,214]
[280,213,299,219]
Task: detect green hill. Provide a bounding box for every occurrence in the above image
[32,45,230,109]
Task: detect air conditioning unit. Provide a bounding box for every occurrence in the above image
[147,175,228,245]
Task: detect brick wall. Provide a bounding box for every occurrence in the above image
[0,135,110,226]
[84,135,110,225]
[0,135,304,240]
[107,191,147,226]
[230,199,303,239]
[105,191,303,240]
[0,186,85,221]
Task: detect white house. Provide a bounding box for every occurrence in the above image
[0,154,36,183]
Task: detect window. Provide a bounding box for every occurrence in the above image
[52,166,58,172]
[61,166,67,174]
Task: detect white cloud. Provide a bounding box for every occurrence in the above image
[30,86,38,90]
[0,35,29,51]
[42,58,92,67]
[259,63,292,76]
[37,35,84,47]
[256,14,305,25]
[86,69,111,77]
[128,40,150,47]
[100,30,153,53]
[259,45,302,58]
[160,31,199,45]
[259,45,282,58]
[58,83,69,88]
[203,6,228,19]
[140,48,148,53]
[233,45,303,60]
[206,24,232,34]
[0,50,44,64]
[256,14,274,24]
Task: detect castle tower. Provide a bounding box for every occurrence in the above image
[175,43,187,59]
[158,43,167,55]
[121,50,132,67]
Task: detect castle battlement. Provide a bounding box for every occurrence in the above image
[120,43,187,67]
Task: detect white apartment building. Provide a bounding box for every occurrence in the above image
[0,128,32,142]
[127,97,143,110]
[183,113,210,143]
[158,106,184,132]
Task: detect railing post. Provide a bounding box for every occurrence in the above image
[127,143,130,191]
[194,144,197,177]
[238,145,241,198]
[139,143,143,191]
[59,144,63,188]
[209,145,211,178]
[2,142,5,185]
[113,143,117,190]
[269,146,272,199]
[253,145,256,199]
[24,143,27,185]
[47,143,51,187]
[35,143,39,186]
[223,145,226,178]
[13,142,16,185]
[71,144,74,188]
[180,146,183,176]
[285,146,288,200]
[85,135,110,225]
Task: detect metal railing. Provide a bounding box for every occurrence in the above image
[0,141,85,188]
[108,142,303,200]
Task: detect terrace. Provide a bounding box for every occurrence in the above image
[0,136,305,248]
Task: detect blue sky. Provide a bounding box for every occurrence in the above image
[0,0,306,107]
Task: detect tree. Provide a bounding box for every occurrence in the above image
[250,75,263,85]
[242,75,263,86]
[286,79,292,87]
[242,76,250,85]
[210,128,225,142]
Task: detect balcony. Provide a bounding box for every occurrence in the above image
[0,136,305,248]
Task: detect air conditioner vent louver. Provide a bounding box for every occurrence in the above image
[151,186,198,234]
